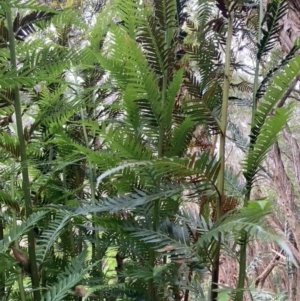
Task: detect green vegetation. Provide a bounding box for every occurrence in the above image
[0,0,299,300]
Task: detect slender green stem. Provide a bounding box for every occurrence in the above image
[0,210,4,297]
[6,7,40,301]
[0,205,6,300]
[251,0,263,126]
[11,163,26,301]
[62,168,75,257]
[148,25,169,301]
[80,108,103,300]
[211,9,234,301]
[235,3,264,300]
[235,236,247,301]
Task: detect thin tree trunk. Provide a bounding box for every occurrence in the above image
[6,7,40,300]
[0,212,4,298]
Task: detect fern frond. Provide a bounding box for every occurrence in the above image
[74,185,181,215]
[0,132,19,159]
[162,68,184,129]
[0,0,56,11]
[257,0,288,60]
[196,201,271,248]
[20,45,94,82]
[244,105,291,189]
[0,190,20,214]
[36,213,71,263]
[13,11,55,41]
[165,116,194,156]
[41,250,98,301]
[137,15,169,76]
[231,80,253,93]
[256,43,300,100]
[101,127,152,160]
[0,211,47,252]
[183,97,221,133]
[250,55,300,147]
[227,120,249,151]
[153,0,177,30]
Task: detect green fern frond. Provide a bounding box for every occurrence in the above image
[22,46,94,82]
[256,43,300,100]
[0,190,20,214]
[250,55,300,147]
[137,15,169,76]
[0,0,56,11]
[162,68,184,129]
[244,105,291,189]
[0,88,14,109]
[165,116,194,156]
[0,211,47,252]
[101,127,152,160]
[257,0,288,60]
[74,185,181,215]
[231,80,253,93]
[227,120,249,151]
[128,227,197,263]
[89,2,114,51]
[36,213,71,263]
[13,11,55,41]
[196,200,271,248]
[33,85,83,130]
[115,0,142,38]
[196,0,214,34]
[41,250,98,301]
[184,97,221,132]
[153,0,177,30]
[0,132,19,159]
[224,168,245,199]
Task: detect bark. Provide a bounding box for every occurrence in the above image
[278,0,300,53]
[270,143,300,251]
[282,127,300,195]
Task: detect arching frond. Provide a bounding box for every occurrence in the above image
[0,211,47,252]
[244,105,291,189]
[36,213,71,263]
[249,55,300,148]
[41,250,98,301]
[257,0,288,60]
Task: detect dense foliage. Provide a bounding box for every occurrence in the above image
[0,0,300,300]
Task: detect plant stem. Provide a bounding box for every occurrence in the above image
[11,160,26,301]
[235,3,263,300]
[80,108,103,300]
[6,7,40,301]
[211,9,233,301]
[0,205,4,298]
[251,0,263,126]
[148,26,168,300]
[62,167,75,258]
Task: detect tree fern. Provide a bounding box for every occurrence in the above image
[41,250,99,301]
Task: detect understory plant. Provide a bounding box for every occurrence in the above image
[0,0,299,300]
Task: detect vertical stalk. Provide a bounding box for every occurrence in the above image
[0,206,4,298]
[148,25,172,301]
[62,168,75,258]
[235,2,263,300]
[147,23,170,301]
[11,163,26,301]
[6,7,41,301]
[251,0,263,126]
[80,108,103,301]
[211,10,234,301]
